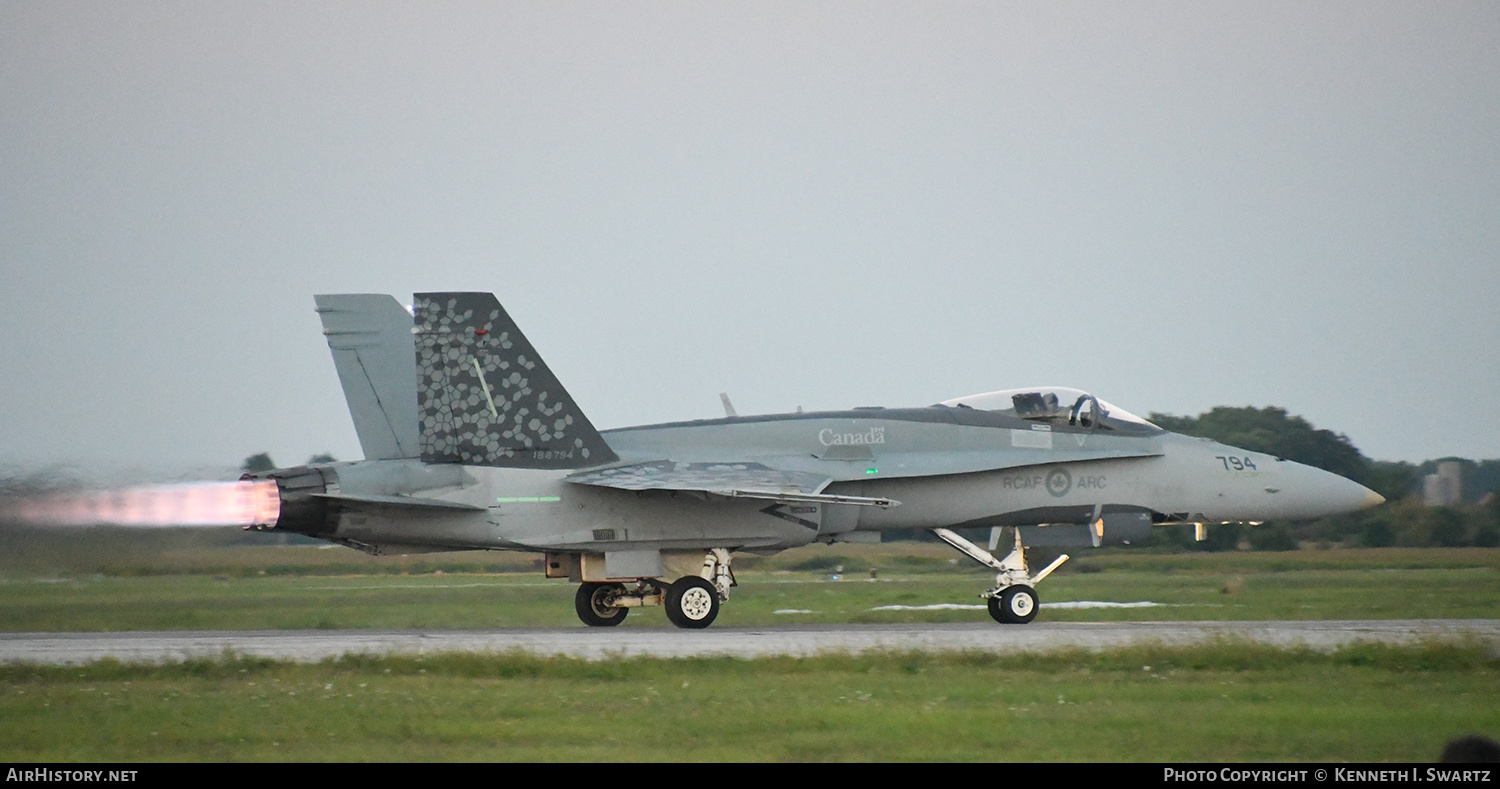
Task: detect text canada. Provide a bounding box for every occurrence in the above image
[818,426,886,446]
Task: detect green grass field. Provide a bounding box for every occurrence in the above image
[2,644,1496,762]
[1,533,1497,762]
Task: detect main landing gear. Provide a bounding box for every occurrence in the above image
[664,576,720,629]
[575,582,630,627]
[574,549,734,629]
[930,527,1067,625]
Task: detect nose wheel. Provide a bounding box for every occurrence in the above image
[988,584,1038,624]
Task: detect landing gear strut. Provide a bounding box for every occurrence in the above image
[931,527,1066,625]
[571,549,735,629]
[664,549,733,629]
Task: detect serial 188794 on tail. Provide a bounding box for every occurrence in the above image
[241,293,1384,629]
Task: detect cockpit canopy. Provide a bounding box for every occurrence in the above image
[939,387,1158,431]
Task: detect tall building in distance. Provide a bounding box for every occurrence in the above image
[1423,461,1464,507]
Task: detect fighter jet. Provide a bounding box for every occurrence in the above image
[241,292,1385,629]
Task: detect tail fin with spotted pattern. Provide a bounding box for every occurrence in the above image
[411,292,617,469]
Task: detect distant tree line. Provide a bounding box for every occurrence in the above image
[239,453,337,474]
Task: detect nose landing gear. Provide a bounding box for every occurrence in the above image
[930,527,1066,625]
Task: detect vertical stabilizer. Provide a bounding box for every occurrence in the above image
[314,294,421,460]
[413,292,617,469]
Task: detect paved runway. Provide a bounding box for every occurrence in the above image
[2,620,1496,664]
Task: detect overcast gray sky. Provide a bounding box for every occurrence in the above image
[2,1,1497,476]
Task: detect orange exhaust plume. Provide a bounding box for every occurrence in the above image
[1,480,280,529]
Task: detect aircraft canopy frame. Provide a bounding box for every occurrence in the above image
[940,387,1160,432]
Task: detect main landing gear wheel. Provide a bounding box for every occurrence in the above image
[665,576,720,629]
[575,582,628,627]
[988,585,1038,625]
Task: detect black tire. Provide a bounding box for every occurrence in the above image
[996,585,1038,625]
[575,582,627,627]
[664,576,719,629]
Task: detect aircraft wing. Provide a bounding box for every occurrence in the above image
[564,461,898,508]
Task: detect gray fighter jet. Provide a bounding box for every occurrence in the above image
[243,292,1384,629]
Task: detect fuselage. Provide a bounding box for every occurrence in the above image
[274,403,1383,555]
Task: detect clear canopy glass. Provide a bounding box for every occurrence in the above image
[939,387,1156,429]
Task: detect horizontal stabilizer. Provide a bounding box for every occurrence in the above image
[313,493,486,512]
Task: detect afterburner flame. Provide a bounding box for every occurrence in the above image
[1,480,280,528]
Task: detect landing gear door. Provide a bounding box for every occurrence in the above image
[815,503,857,539]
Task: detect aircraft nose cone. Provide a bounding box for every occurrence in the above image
[1275,462,1387,519]
[1324,473,1385,517]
